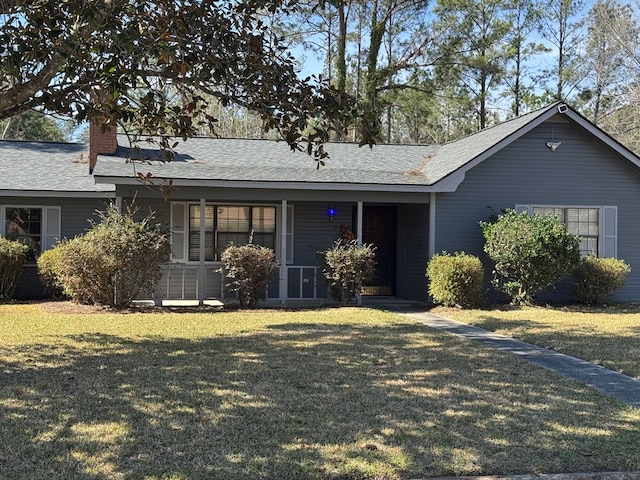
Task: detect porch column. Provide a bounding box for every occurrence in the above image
[356,201,363,246]
[115,196,123,212]
[279,200,288,306]
[198,198,206,305]
[356,201,363,306]
[429,193,436,259]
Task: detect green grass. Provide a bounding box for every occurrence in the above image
[1,303,639,479]
[430,304,640,380]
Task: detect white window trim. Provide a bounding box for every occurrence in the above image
[0,205,62,258]
[516,204,617,258]
[170,202,293,264]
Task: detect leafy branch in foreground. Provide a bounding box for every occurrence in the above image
[0,0,364,161]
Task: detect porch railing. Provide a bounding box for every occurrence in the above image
[157,264,323,301]
[286,265,321,300]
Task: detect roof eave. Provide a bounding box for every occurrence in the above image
[562,108,640,169]
[0,189,115,198]
[93,176,436,193]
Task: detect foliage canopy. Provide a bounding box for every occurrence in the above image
[221,243,278,309]
[574,256,631,305]
[0,0,363,159]
[427,251,484,308]
[38,203,170,307]
[321,239,376,305]
[0,237,28,300]
[481,209,580,305]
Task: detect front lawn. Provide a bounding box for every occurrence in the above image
[0,303,639,479]
[430,304,640,380]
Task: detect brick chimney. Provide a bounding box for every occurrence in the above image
[89,119,118,173]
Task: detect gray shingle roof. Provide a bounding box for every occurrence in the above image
[95,139,438,186]
[7,103,632,193]
[0,140,114,193]
[93,105,558,187]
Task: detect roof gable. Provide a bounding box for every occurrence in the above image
[424,103,640,189]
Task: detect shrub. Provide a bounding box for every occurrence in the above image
[37,242,70,298]
[321,240,376,305]
[481,209,581,305]
[0,237,29,300]
[426,252,484,308]
[221,243,278,309]
[54,203,170,307]
[574,256,631,305]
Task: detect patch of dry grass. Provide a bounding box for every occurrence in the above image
[430,304,640,380]
[0,303,639,479]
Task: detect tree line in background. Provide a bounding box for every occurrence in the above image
[3,0,640,154]
[278,0,640,149]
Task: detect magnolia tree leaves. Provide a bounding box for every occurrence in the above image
[0,0,363,161]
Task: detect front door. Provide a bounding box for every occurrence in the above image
[360,206,396,296]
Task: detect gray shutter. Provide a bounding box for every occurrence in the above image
[170,202,187,261]
[286,204,294,264]
[43,207,61,250]
[601,206,617,258]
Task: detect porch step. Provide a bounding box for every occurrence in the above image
[133,299,225,308]
[161,299,225,307]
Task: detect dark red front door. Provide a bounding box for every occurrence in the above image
[360,206,396,296]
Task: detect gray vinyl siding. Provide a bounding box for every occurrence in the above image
[292,202,351,265]
[292,202,355,299]
[398,204,429,301]
[435,120,640,302]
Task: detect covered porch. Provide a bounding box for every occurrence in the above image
[142,196,435,307]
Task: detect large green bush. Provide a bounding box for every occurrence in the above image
[48,204,170,307]
[0,237,29,300]
[426,252,484,308]
[321,240,376,305]
[481,209,581,305]
[37,242,70,298]
[221,243,278,309]
[574,256,631,305]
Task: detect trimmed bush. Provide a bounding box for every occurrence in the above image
[481,209,581,305]
[221,243,278,309]
[321,240,376,305]
[427,252,484,308]
[574,256,631,305]
[53,203,170,307]
[0,237,29,300]
[37,242,70,298]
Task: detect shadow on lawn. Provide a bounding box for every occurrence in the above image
[1,322,639,480]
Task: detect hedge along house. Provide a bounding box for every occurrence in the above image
[89,103,640,305]
[0,127,116,297]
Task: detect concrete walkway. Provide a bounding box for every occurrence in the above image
[401,311,640,408]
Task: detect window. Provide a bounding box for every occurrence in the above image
[519,205,617,258]
[533,207,599,257]
[1,206,60,262]
[186,205,276,261]
[5,208,42,261]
